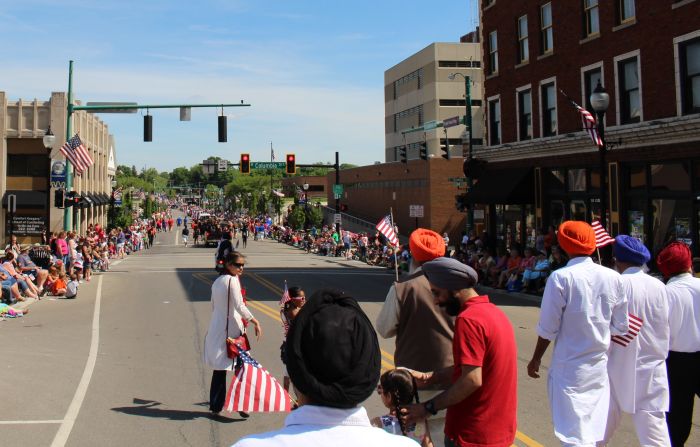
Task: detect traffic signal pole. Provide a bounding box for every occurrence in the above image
[464,75,474,235]
[62,60,252,231]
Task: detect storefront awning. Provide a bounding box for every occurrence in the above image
[466,167,534,204]
[99,193,111,203]
[2,190,47,209]
[88,193,103,205]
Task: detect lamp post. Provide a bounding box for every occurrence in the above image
[42,126,56,243]
[590,80,610,231]
[448,72,474,233]
[303,182,309,228]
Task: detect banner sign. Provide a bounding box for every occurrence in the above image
[6,216,46,236]
[51,160,67,188]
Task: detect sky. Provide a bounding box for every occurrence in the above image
[1,0,478,172]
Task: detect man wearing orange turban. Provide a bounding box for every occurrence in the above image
[527,220,628,446]
[657,241,700,446]
[376,228,453,447]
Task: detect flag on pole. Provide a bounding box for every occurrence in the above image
[279,281,291,335]
[224,348,292,413]
[560,90,603,147]
[60,134,93,175]
[376,215,399,246]
[271,145,276,161]
[591,220,615,247]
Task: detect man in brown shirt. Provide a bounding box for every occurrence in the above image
[377,228,455,447]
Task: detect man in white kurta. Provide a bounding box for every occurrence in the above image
[599,235,670,446]
[528,221,628,447]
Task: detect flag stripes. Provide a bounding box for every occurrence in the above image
[560,90,603,147]
[591,220,615,248]
[612,314,643,347]
[224,349,291,413]
[60,134,94,175]
[376,215,399,246]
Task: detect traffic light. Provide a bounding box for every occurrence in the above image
[218,115,227,142]
[286,153,296,174]
[144,114,153,142]
[419,142,428,161]
[441,142,451,160]
[240,153,250,174]
[399,146,407,164]
[64,191,80,208]
[54,189,65,209]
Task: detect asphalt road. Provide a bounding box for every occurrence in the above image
[1,220,698,447]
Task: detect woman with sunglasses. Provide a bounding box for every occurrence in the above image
[203,251,263,418]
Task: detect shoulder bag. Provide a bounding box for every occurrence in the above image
[225,276,250,359]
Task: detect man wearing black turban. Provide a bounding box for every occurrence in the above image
[232,289,417,447]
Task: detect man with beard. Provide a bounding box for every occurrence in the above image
[401,257,517,447]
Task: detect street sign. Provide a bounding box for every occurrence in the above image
[85,102,138,113]
[333,184,344,195]
[251,162,286,169]
[449,177,468,184]
[7,194,16,214]
[217,159,228,171]
[443,116,460,128]
[423,120,438,130]
[334,213,342,224]
[409,205,424,218]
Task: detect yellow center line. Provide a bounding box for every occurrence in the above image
[193,271,542,447]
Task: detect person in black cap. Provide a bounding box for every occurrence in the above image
[599,235,671,446]
[401,257,517,447]
[232,288,416,447]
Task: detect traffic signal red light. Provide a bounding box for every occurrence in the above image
[286,153,296,174]
[240,153,250,174]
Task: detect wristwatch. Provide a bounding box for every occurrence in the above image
[424,400,438,416]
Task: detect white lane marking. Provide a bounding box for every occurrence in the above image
[50,274,104,447]
[175,231,179,246]
[0,420,63,425]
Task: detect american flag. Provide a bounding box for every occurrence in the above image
[560,91,603,147]
[271,145,276,161]
[591,220,615,247]
[611,313,643,347]
[223,348,291,413]
[279,281,291,335]
[60,134,93,175]
[376,215,399,246]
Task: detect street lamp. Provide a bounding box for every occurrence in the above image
[448,72,474,233]
[590,80,610,230]
[42,126,56,243]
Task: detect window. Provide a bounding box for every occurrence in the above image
[541,83,557,136]
[618,57,641,124]
[680,38,700,114]
[518,15,529,63]
[518,89,532,140]
[540,3,553,54]
[617,0,635,24]
[488,98,501,145]
[583,0,599,36]
[583,67,602,112]
[439,61,475,68]
[488,31,498,74]
[439,99,483,107]
[7,155,49,177]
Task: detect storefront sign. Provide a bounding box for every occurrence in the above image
[409,205,424,218]
[5,216,46,236]
[51,160,67,188]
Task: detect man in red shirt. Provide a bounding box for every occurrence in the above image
[402,257,518,447]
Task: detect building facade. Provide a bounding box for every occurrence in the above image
[0,92,117,244]
[477,0,700,256]
[385,40,484,162]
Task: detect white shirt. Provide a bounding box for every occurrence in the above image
[607,267,670,413]
[537,256,628,445]
[231,405,417,447]
[665,273,700,353]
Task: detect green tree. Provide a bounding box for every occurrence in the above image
[287,206,306,230]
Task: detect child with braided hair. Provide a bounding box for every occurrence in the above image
[372,368,433,447]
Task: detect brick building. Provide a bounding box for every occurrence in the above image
[476,0,700,255]
[324,158,467,242]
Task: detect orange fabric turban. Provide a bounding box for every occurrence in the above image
[656,241,692,278]
[557,221,597,256]
[409,228,445,262]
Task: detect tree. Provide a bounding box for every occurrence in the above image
[287,206,306,230]
[170,167,191,186]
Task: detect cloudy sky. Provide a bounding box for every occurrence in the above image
[1,0,477,171]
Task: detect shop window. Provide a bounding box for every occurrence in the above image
[590,168,601,189]
[627,198,646,242]
[568,168,587,192]
[628,165,646,189]
[570,200,588,221]
[651,163,690,191]
[549,169,565,191]
[550,200,565,228]
[652,199,691,255]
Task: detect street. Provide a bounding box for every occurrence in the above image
[1,226,698,447]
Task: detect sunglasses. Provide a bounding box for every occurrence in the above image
[233,263,245,268]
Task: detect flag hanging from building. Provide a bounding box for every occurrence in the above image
[591,220,615,247]
[376,215,399,246]
[611,313,643,347]
[60,134,93,175]
[224,348,292,413]
[560,90,603,147]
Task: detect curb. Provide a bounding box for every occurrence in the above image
[479,285,543,305]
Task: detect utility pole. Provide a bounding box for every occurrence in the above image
[335,151,340,235]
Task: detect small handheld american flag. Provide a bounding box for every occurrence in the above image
[279,281,291,336]
[376,215,399,246]
[591,220,615,248]
[224,348,292,413]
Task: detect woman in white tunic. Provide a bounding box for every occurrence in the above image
[203,251,262,416]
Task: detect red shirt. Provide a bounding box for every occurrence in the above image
[445,295,517,447]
